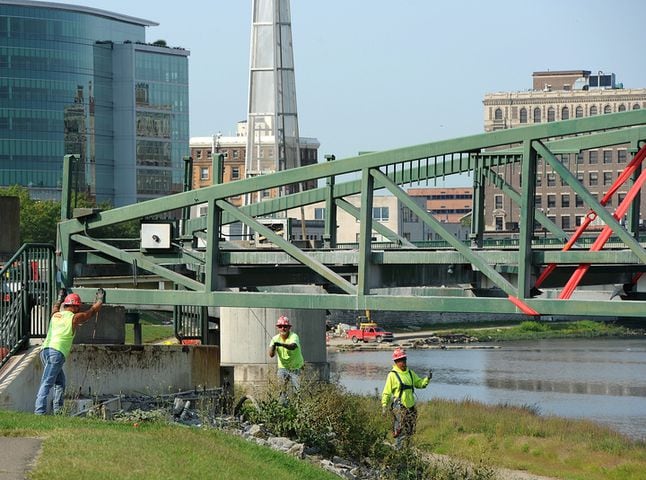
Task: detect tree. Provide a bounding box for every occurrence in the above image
[0,186,59,244]
[1,185,144,246]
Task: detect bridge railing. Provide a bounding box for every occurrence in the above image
[0,244,56,367]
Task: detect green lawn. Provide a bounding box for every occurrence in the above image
[0,412,338,480]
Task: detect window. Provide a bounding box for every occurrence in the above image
[576,153,584,164]
[200,167,209,180]
[402,207,418,223]
[589,150,598,164]
[232,167,240,179]
[547,194,556,208]
[533,107,541,123]
[196,150,202,159]
[519,108,528,123]
[561,106,569,120]
[575,106,584,118]
[618,104,626,112]
[494,108,503,120]
[576,172,584,183]
[494,194,503,209]
[536,173,542,187]
[589,172,598,186]
[535,195,542,208]
[633,104,641,110]
[603,150,613,164]
[495,216,504,231]
[618,150,627,163]
[547,107,555,122]
[373,207,389,221]
[207,150,212,159]
[618,193,626,204]
[575,215,585,226]
[603,104,612,114]
[547,173,556,187]
[232,150,239,158]
[561,194,570,208]
[199,206,208,217]
[590,105,598,116]
[561,215,571,229]
[575,194,584,207]
[314,207,325,220]
[603,171,613,186]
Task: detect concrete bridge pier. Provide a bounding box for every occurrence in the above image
[220,286,329,390]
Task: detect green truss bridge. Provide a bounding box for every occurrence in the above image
[23,111,646,341]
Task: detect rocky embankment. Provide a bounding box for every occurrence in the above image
[327,330,499,352]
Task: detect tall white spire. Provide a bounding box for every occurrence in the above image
[245,0,300,198]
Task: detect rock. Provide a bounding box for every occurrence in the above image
[246,424,266,439]
[268,436,295,452]
[287,442,305,458]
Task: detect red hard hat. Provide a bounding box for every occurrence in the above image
[63,293,81,306]
[392,347,407,361]
[276,315,291,327]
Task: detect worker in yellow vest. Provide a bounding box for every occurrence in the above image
[268,315,304,395]
[381,347,431,448]
[34,288,105,415]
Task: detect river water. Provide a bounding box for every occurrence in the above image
[328,338,646,440]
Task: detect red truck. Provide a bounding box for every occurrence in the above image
[346,323,394,343]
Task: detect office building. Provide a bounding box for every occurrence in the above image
[408,187,472,224]
[0,1,189,206]
[189,121,319,207]
[483,70,646,232]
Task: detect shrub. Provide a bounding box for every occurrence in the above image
[518,321,549,332]
[243,375,388,459]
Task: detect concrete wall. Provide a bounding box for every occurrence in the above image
[0,196,20,257]
[0,344,220,412]
[220,285,328,388]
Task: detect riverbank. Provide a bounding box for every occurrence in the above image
[327,319,646,352]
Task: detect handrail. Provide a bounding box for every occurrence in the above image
[1,243,56,368]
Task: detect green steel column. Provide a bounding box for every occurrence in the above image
[470,155,485,248]
[58,154,77,287]
[204,153,224,292]
[61,155,75,221]
[324,154,336,248]
[182,156,193,235]
[517,140,538,299]
[357,168,374,297]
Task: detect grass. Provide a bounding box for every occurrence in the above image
[2,393,645,479]
[415,399,646,480]
[124,311,175,345]
[0,411,338,480]
[429,319,637,342]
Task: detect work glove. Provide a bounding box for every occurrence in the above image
[95,288,105,303]
[428,370,433,380]
[57,288,67,303]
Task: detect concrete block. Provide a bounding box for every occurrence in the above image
[74,305,126,344]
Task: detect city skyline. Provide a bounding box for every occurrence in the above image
[53,0,646,186]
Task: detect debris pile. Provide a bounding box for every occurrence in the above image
[71,386,231,425]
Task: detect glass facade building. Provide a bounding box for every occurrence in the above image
[0,1,189,206]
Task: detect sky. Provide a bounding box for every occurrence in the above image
[57,0,646,185]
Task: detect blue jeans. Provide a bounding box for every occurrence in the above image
[34,348,66,415]
[277,368,301,390]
